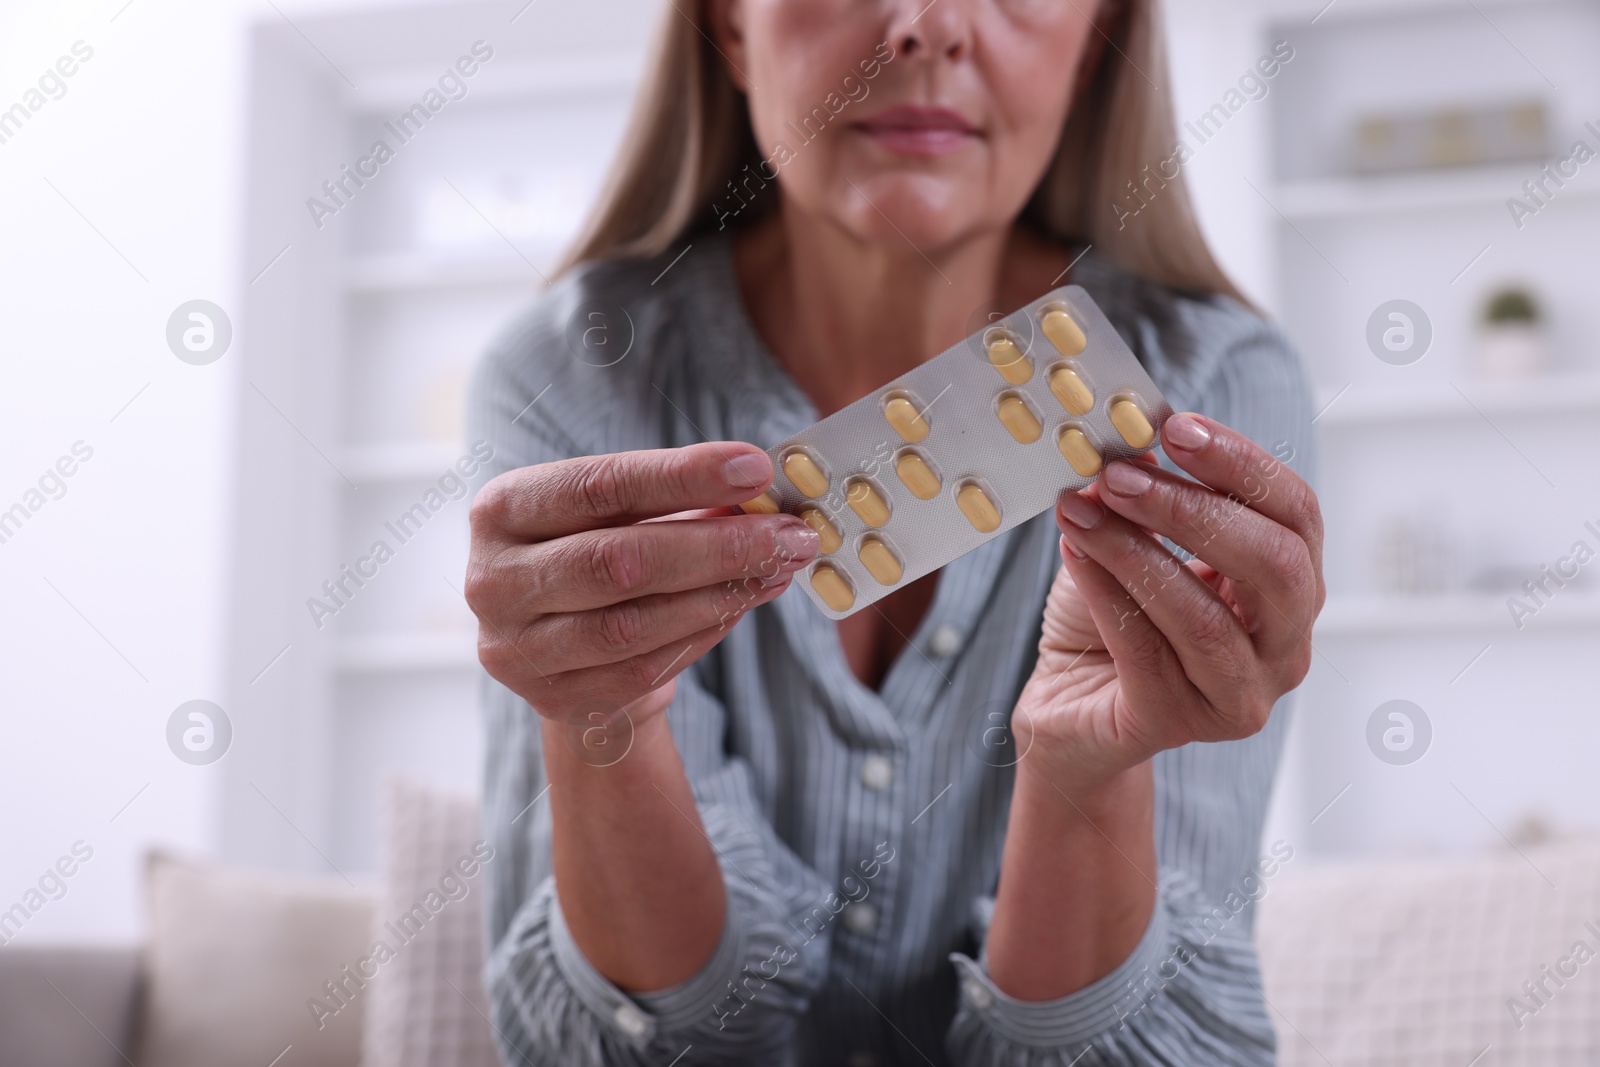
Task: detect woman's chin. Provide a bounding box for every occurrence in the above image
[832,173,986,255]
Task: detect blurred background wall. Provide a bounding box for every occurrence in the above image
[2,0,1596,946]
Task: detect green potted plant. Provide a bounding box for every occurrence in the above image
[1477,285,1546,379]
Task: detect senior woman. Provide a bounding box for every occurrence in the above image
[464,0,1322,1064]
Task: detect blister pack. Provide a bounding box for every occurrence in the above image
[737,285,1173,620]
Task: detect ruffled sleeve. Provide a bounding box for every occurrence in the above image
[486,793,833,1065]
[946,871,1276,1065]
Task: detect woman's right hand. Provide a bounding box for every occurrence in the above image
[465,441,820,728]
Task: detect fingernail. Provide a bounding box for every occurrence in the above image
[1104,461,1153,497]
[1164,413,1211,452]
[723,452,772,490]
[774,521,821,561]
[1058,492,1103,530]
[1060,532,1088,561]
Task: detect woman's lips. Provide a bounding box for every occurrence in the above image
[853,105,980,156]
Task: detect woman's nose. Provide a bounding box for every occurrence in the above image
[885,0,974,63]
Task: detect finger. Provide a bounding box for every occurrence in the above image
[1057,491,1260,712]
[473,442,775,543]
[525,571,793,674]
[1050,527,1197,754]
[1095,460,1317,654]
[1158,413,1324,574]
[527,620,737,723]
[514,513,819,614]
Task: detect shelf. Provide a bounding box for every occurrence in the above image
[1316,594,1600,637]
[335,632,478,674]
[1314,374,1600,428]
[1274,165,1600,221]
[345,249,551,293]
[1260,0,1554,26]
[346,54,641,112]
[342,441,466,483]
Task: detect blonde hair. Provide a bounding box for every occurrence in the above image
[558,0,1245,305]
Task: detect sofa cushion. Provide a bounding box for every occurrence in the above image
[360,781,499,1067]
[136,850,373,1067]
[1257,835,1600,1066]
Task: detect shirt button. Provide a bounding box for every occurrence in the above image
[848,1054,876,1067]
[843,902,879,936]
[929,624,964,657]
[612,1003,650,1039]
[860,755,893,790]
[962,976,995,1010]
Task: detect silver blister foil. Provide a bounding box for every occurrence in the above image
[742,285,1173,620]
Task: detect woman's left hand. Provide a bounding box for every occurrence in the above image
[1014,411,1324,796]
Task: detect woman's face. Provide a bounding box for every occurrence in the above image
[711,0,1099,253]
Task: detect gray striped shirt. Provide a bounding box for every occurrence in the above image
[469,235,1314,1066]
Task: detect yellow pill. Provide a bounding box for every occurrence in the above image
[997,395,1042,444]
[1110,398,1155,448]
[739,491,780,515]
[810,564,855,612]
[783,452,829,498]
[883,397,930,443]
[1058,427,1103,477]
[986,336,1032,385]
[956,484,1001,533]
[1049,366,1095,416]
[858,538,904,586]
[1042,308,1087,356]
[799,508,841,554]
[895,452,941,499]
[845,478,891,527]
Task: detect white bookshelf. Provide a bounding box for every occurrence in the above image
[1256,0,1600,859]
[1275,164,1600,221]
[346,54,639,112]
[225,0,653,877]
[334,632,479,673]
[1314,372,1600,427]
[341,441,469,482]
[1317,594,1600,637]
[344,250,547,293]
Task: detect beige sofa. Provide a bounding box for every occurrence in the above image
[0,783,495,1067]
[5,785,1597,1067]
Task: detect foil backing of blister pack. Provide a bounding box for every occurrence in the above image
[743,285,1173,620]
